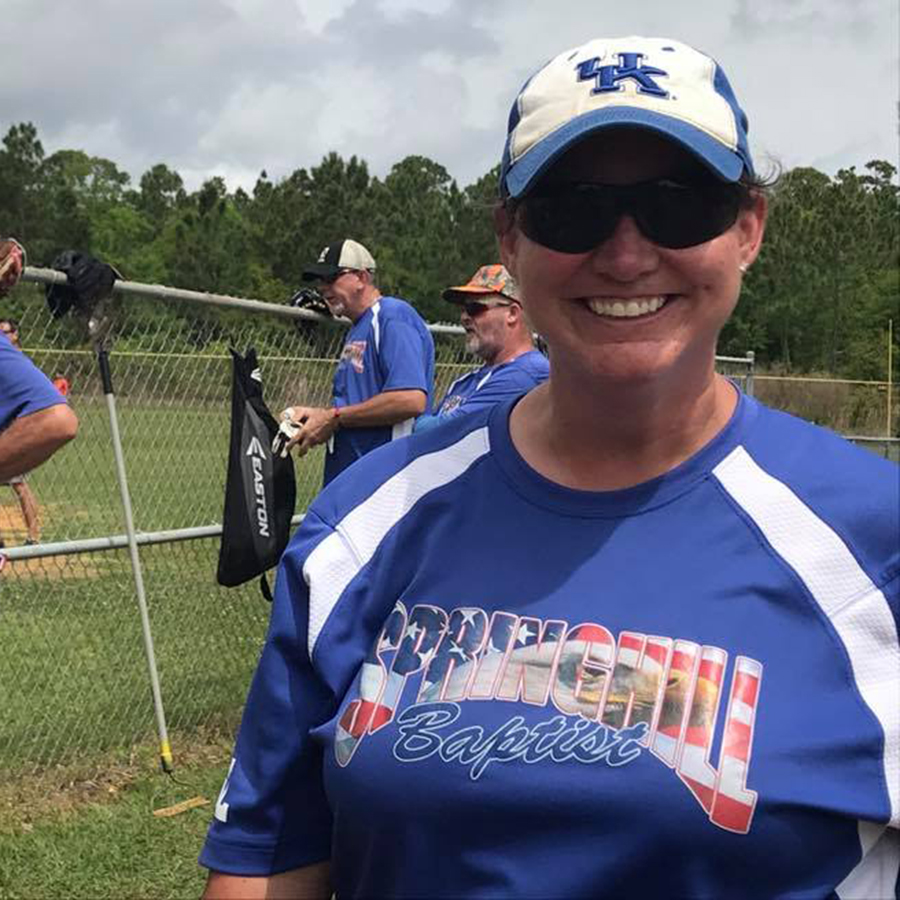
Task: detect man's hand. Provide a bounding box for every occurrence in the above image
[271,407,306,459]
[273,406,338,458]
[0,238,25,297]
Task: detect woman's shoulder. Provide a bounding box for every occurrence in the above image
[310,408,495,526]
[745,400,897,485]
[733,399,899,583]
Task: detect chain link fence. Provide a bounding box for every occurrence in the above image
[0,273,759,784]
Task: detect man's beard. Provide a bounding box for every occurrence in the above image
[464,331,482,356]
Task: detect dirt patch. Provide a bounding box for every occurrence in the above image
[0,728,234,833]
[0,503,104,580]
[0,556,103,581]
[0,503,27,541]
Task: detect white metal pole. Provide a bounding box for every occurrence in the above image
[97,345,173,773]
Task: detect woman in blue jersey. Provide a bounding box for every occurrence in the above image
[201,37,899,899]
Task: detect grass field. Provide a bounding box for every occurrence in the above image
[0,737,231,899]
[0,395,283,895]
[0,397,309,778]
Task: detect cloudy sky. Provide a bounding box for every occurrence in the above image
[1,0,897,192]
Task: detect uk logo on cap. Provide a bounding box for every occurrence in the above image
[576,52,669,98]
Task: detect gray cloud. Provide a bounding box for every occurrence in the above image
[0,0,896,192]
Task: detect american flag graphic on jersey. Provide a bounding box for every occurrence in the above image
[334,600,764,834]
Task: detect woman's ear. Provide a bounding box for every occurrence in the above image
[495,204,519,279]
[737,191,768,268]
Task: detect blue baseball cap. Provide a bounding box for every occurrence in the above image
[500,36,755,198]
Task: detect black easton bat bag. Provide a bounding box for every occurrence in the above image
[217,348,296,600]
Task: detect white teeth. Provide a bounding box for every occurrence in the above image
[587,296,667,318]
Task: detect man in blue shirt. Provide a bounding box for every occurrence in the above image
[0,319,47,545]
[0,240,78,496]
[275,239,434,486]
[417,265,548,431]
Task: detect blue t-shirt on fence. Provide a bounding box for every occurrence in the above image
[324,296,434,486]
[0,333,67,432]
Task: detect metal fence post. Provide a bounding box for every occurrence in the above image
[96,342,173,773]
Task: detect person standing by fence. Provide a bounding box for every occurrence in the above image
[201,36,898,899]
[274,239,435,487]
[416,264,549,430]
[0,318,46,545]
[0,245,78,533]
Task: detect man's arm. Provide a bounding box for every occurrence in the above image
[279,389,427,457]
[0,404,78,481]
[203,861,331,900]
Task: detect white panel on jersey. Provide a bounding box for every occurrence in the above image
[713,446,900,829]
[371,300,381,353]
[476,370,494,391]
[835,822,900,899]
[304,427,491,656]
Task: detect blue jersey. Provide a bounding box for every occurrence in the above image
[435,349,549,420]
[0,335,66,432]
[201,392,900,898]
[325,296,434,486]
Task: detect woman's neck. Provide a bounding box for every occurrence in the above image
[509,370,738,491]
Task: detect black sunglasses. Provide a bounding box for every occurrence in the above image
[461,300,513,317]
[317,269,357,286]
[517,178,746,254]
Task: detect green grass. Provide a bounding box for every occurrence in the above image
[0,396,306,781]
[0,745,231,900]
[0,383,330,897]
[9,397,323,541]
[0,544,270,773]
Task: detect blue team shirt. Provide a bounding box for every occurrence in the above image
[435,349,549,421]
[324,296,434,486]
[0,335,66,432]
[201,391,900,898]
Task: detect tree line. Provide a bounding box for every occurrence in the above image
[0,122,896,380]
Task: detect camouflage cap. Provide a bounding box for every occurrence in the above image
[441,264,521,304]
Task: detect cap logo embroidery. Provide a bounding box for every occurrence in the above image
[576,53,669,98]
[318,247,330,262]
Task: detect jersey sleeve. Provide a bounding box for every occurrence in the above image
[376,315,430,394]
[441,363,541,420]
[0,338,66,430]
[199,510,338,876]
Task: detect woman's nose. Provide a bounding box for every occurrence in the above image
[588,214,661,282]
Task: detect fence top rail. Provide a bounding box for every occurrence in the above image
[754,374,890,387]
[21,267,762,354]
[843,435,900,443]
[22,266,335,323]
[21,266,469,336]
[713,354,754,366]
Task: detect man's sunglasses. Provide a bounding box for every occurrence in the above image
[516,178,746,254]
[461,300,513,317]
[317,269,357,286]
